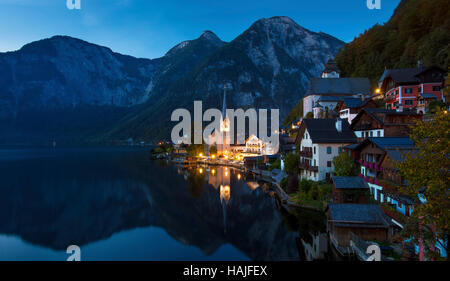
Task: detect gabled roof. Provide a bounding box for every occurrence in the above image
[350,108,420,129]
[379,66,446,86]
[327,204,391,228]
[299,119,357,144]
[414,66,446,77]
[352,137,414,153]
[379,68,421,84]
[305,77,371,97]
[369,137,414,150]
[332,176,369,189]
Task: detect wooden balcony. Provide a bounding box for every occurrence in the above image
[299,150,312,158]
[299,162,318,172]
[384,95,396,102]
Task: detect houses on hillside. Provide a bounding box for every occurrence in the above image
[345,137,418,217]
[288,60,448,260]
[379,63,446,113]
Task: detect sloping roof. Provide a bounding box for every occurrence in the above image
[419,93,438,99]
[369,137,414,150]
[351,137,415,153]
[341,97,372,108]
[384,148,417,162]
[350,108,419,129]
[305,77,371,97]
[303,119,357,143]
[414,66,446,77]
[343,143,359,150]
[318,95,348,102]
[378,68,421,84]
[332,177,369,189]
[328,204,391,227]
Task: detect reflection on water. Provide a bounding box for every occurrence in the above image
[0,147,325,261]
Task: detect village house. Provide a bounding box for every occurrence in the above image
[295,118,357,182]
[378,63,446,113]
[326,204,393,254]
[331,176,370,204]
[350,108,421,142]
[347,137,417,217]
[303,60,372,118]
[335,97,377,124]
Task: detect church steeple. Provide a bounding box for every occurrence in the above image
[222,87,227,120]
[321,59,340,78]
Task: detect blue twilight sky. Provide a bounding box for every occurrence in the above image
[0,0,401,59]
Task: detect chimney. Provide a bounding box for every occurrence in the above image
[418,60,423,69]
[335,119,342,133]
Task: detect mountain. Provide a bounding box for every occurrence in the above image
[335,0,450,84]
[0,17,344,144]
[105,16,344,142]
[0,32,225,144]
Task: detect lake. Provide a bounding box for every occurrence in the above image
[0,147,326,261]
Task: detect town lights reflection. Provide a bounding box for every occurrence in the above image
[220,185,231,205]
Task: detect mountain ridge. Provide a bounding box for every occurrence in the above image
[0,16,345,144]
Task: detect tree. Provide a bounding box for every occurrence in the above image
[333,152,358,176]
[187,144,205,157]
[283,100,303,127]
[398,110,450,260]
[305,112,314,119]
[428,100,446,114]
[284,153,299,175]
[209,145,217,155]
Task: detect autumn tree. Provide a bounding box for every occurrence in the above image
[398,110,450,260]
[333,152,358,176]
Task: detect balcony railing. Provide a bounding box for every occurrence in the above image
[384,95,396,102]
[299,150,312,158]
[299,162,318,172]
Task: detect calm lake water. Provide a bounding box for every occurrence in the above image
[0,147,326,261]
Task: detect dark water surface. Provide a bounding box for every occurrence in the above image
[0,147,317,261]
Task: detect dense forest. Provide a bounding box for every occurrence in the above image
[335,0,450,84]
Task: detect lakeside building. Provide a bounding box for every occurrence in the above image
[295,118,357,182]
[326,204,393,254]
[303,59,372,118]
[345,137,417,217]
[378,63,446,113]
[331,176,370,204]
[350,108,422,142]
